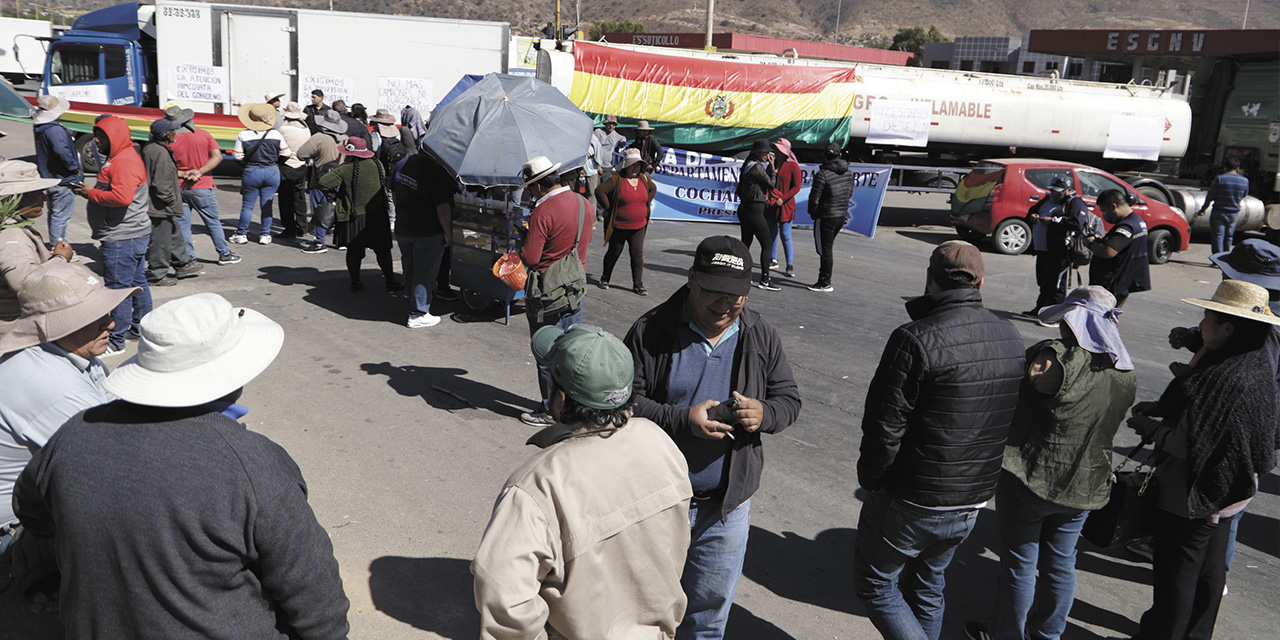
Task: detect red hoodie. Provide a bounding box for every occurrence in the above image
[85,116,150,242]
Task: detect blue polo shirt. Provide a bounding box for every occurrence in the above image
[667,317,740,493]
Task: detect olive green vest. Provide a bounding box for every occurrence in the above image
[1003,340,1137,511]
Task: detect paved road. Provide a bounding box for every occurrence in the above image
[1,118,1275,640]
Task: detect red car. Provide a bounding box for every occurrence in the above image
[949,159,1191,264]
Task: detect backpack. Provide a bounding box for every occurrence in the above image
[379,136,408,167]
[1066,202,1106,268]
[524,196,587,322]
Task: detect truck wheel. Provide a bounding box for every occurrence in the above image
[1148,229,1173,265]
[1137,186,1168,205]
[955,226,983,242]
[992,218,1031,255]
[75,134,101,174]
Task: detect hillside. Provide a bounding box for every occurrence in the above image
[68,0,1277,43]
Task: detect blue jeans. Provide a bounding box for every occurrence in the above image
[45,185,75,243]
[677,498,750,640]
[1209,210,1239,254]
[101,236,152,350]
[182,189,230,256]
[770,220,794,266]
[177,205,195,260]
[525,304,582,410]
[398,234,446,318]
[310,189,332,244]
[992,474,1088,640]
[854,490,980,640]
[237,165,279,237]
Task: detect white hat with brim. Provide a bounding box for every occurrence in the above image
[520,155,562,187]
[281,102,307,121]
[104,293,284,407]
[264,91,286,103]
[617,148,646,171]
[0,159,61,196]
[32,95,68,125]
[0,260,138,355]
[1182,279,1280,327]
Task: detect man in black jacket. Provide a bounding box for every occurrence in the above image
[624,235,801,640]
[854,240,1024,640]
[806,143,853,292]
[1026,176,1089,319]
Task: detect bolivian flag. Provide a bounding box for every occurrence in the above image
[570,42,859,151]
[951,169,1004,217]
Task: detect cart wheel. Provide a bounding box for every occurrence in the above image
[461,288,494,312]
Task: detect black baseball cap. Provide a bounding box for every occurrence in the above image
[692,236,753,297]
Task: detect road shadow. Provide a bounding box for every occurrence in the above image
[742,525,860,615]
[1065,597,1141,639]
[361,362,533,420]
[1237,510,1279,558]
[877,204,953,228]
[1074,545,1152,586]
[368,556,477,639]
[894,229,959,248]
[257,265,406,324]
[726,602,798,638]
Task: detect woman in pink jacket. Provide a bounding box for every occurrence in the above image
[769,138,802,278]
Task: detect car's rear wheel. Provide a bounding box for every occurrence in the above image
[992,218,1031,255]
[1148,229,1173,265]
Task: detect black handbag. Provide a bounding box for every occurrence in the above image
[1082,442,1156,548]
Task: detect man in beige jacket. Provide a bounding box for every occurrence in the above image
[473,324,692,640]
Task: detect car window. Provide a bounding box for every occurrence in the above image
[1075,171,1129,199]
[1025,168,1071,191]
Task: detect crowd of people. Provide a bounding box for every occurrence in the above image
[0,89,1275,640]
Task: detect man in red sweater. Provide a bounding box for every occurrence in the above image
[518,155,594,426]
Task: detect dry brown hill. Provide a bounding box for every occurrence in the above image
[73,0,1277,43]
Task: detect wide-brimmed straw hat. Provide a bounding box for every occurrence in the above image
[317,109,348,135]
[281,101,306,121]
[263,91,286,104]
[1038,285,1133,371]
[1210,239,1280,292]
[32,95,69,125]
[1183,280,1280,326]
[0,260,138,355]
[0,159,61,197]
[617,148,646,171]
[336,137,374,159]
[238,103,277,131]
[104,293,284,407]
[370,108,399,137]
[520,155,562,187]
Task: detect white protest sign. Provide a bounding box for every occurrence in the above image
[47,84,109,104]
[167,64,228,104]
[1104,115,1164,161]
[377,77,433,113]
[302,74,355,104]
[866,99,931,147]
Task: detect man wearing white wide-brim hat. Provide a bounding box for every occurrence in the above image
[0,259,134,594]
[14,293,351,639]
[31,94,83,247]
[516,155,594,428]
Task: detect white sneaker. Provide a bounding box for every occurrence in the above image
[407,313,441,328]
[228,234,248,244]
[101,345,128,358]
[258,235,272,245]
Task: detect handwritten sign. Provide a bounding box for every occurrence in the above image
[167,64,228,104]
[47,84,109,104]
[303,74,355,104]
[377,77,432,113]
[1104,115,1164,161]
[867,99,931,147]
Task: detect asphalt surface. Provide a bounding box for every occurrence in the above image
[0,117,1276,640]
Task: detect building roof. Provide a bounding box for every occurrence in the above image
[601,32,913,66]
[1028,29,1280,58]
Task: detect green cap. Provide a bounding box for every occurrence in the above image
[531,324,634,409]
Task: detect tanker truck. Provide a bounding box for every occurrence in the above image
[32,0,509,171]
[537,40,1274,238]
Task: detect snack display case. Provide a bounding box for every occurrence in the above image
[450,189,528,324]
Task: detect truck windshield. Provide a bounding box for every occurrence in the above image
[49,44,100,86]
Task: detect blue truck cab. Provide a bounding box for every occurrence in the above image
[41,3,157,108]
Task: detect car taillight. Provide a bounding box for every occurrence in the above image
[985,184,1003,210]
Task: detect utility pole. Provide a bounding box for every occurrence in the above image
[703,0,715,51]
[835,0,841,44]
[1243,0,1251,28]
[555,0,561,40]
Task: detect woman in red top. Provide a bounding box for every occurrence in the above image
[769,138,803,278]
[595,149,657,296]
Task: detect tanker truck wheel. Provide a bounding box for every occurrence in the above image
[1136,186,1169,205]
[992,218,1031,255]
[1147,229,1172,265]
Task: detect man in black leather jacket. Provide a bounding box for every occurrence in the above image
[806,143,854,292]
[853,240,1024,640]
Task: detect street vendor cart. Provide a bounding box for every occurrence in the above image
[450,189,529,323]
